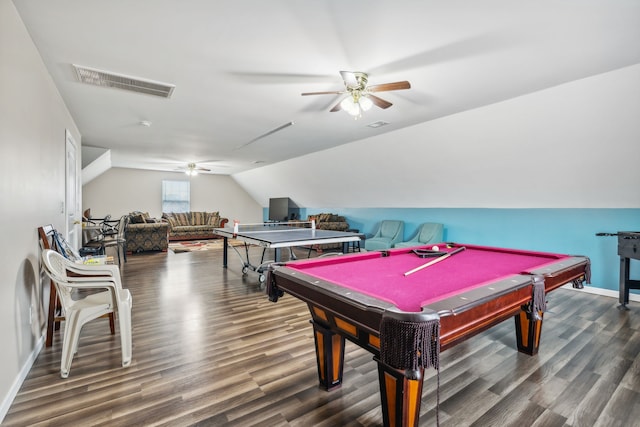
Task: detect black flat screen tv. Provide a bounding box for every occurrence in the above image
[268,197,299,222]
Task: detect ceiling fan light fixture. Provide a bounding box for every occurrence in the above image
[340,89,373,118]
[346,104,361,117]
[185,162,198,176]
[359,96,373,111]
[340,96,359,116]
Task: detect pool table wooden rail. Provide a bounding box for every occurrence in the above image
[433,256,589,351]
[270,255,589,353]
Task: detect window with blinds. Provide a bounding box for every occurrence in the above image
[162,180,190,213]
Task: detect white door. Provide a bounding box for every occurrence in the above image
[65,129,80,250]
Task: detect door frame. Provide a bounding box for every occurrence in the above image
[65,129,80,250]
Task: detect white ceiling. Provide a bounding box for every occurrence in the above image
[13,0,640,175]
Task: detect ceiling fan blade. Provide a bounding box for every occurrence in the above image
[367,81,411,92]
[301,90,345,96]
[367,94,393,109]
[329,99,343,112]
[339,71,359,89]
[196,167,211,172]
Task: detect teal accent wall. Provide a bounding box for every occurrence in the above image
[264,207,640,293]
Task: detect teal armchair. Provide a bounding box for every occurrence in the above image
[365,220,404,251]
[394,223,444,248]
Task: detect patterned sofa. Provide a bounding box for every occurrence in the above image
[162,211,229,241]
[307,213,350,252]
[126,212,169,253]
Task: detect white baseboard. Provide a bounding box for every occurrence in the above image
[562,283,640,303]
[0,335,45,423]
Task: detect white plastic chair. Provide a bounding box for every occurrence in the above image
[41,249,132,378]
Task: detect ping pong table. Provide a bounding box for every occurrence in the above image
[213,223,365,284]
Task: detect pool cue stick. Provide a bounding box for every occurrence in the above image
[404,246,466,277]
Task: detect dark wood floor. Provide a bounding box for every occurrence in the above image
[4,246,640,426]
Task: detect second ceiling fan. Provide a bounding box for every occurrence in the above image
[178,162,210,176]
[302,71,411,117]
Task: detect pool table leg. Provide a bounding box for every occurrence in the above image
[311,321,345,390]
[514,307,544,356]
[376,358,424,427]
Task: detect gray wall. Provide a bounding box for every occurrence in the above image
[0,1,81,419]
[83,168,262,223]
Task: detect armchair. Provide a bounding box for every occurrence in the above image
[364,220,405,251]
[394,223,444,248]
[41,249,132,378]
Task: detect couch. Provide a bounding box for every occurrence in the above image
[126,212,169,253]
[307,213,350,252]
[162,211,229,241]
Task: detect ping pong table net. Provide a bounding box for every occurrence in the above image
[230,220,316,234]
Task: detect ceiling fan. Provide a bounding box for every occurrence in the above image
[302,71,411,117]
[142,158,230,174]
[176,162,211,176]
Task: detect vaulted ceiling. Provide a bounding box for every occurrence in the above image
[13,0,640,175]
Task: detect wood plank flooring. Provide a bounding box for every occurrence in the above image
[4,246,640,426]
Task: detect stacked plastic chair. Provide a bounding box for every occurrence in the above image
[41,249,132,378]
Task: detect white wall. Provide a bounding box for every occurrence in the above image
[234,64,640,209]
[83,168,262,223]
[0,0,81,420]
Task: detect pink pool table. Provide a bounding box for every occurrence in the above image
[267,243,590,427]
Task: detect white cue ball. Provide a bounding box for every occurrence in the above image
[432,245,439,251]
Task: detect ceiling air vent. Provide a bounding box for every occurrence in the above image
[367,120,389,129]
[72,64,175,98]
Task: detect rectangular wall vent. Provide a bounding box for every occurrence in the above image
[72,64,175,98]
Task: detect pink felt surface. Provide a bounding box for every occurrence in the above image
[286,244,568,312]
